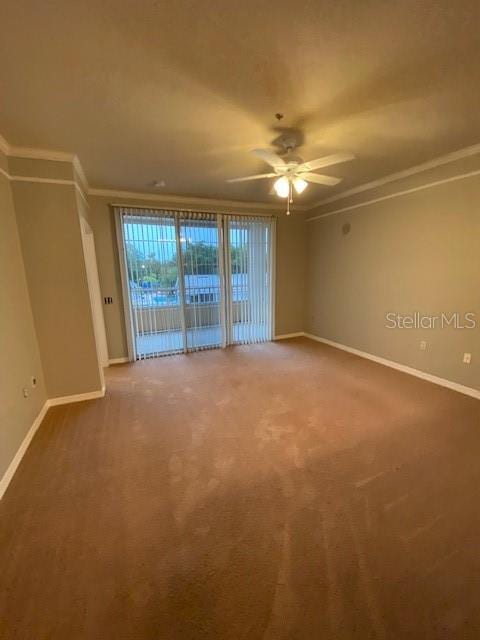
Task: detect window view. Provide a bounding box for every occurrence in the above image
[124,217,178,308]
[125,221,249,309]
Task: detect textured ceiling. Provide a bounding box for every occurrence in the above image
[1,0,480,205]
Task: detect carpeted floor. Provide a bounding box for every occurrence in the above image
[1,337,480,639]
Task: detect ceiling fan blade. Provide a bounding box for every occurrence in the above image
[227,172,277,183]
[252,148,285,168]
[302,173,342,186]
[299,152,354,172]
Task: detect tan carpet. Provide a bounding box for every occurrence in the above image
[1,337,480,639]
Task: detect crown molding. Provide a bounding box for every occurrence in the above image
[0,150,89,207]
[11,173,89,207]
[87,187,301,212]
[72,155,89,192]
[11,175,77,186]
[0,133,91,194]
[0,133,10,155]
[308,142,480,210]
[9,145,75,163]
[306,168,480,221]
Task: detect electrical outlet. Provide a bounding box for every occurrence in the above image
[31,376,37,388]
[22,387,29,398]
[420,340,427,351]
[463,353,472,364]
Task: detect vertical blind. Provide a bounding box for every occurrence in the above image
[226,215,274,345]
[116,207,275,359]
[179,212,223,352]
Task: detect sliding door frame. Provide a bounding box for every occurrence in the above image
[269,216,277,341]
[115,210,137,362]
[174,214,188,353]
[217,215,228,348]
[114,205,277,361]
[222,216,233,346]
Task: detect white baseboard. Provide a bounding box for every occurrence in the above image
[0,402,49,500]
[304,333,480,400]
[108,357,129,365]
[274,332,305,340]
[0,385,106,500]
[48,386,105,406]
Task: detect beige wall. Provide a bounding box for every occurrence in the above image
[305,173,480,390]
[88,195,307,359]
[276,209,307,335]
[8,156,75,181]
[0,154,47,482]
[12,169,102,398]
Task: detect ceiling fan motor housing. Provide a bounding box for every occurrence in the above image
[277,131,299,153]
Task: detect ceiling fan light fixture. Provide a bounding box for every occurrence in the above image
[273,176,289,198]
[293,177,308,194]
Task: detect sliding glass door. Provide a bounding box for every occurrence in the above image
[116,207,275,360]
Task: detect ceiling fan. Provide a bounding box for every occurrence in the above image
[227,144,354,214]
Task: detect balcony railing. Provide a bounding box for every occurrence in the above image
[131,284,249,308]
